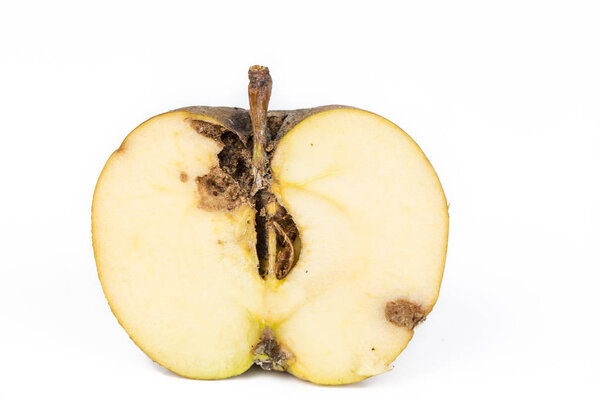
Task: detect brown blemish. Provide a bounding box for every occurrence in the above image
[385,299,427,330]
[179,172,188,182]
[190,119,228,140]
[115,142,127,154]
[264,114,286,152]
[196,167,247,211]
[252,328,293,371]
[187,118,253,213]
[218,132,253,194]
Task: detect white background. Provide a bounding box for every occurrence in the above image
[1,1,599,399]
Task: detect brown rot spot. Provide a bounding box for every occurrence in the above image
[252,328,293,371]
[196,167,246,212]
[385,299,427,330]
[190,119,227,140]
[218,131,253,194]
[188,117,254,213]
[179,172,188,182]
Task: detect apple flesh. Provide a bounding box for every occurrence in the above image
[92,71,448,385]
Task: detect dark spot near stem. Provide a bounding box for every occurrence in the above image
[218,132,253,194]
[190,119,228,140]
[196,167,246,211]
[267,115,285,139]
[189,120,254,212]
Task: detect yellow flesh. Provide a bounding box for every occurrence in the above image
[92,108,448,384]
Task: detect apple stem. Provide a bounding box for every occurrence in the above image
[248,65,272,195]
[248,65,279,280]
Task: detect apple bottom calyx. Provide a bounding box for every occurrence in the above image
[252,328,293,371]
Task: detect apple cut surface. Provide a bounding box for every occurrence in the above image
[92,112,264,378]
[269,109,448,383]
[92,85,448,383]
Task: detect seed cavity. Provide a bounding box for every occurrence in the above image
[271,213,300,279]
[189,118,300,279]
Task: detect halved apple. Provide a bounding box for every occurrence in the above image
[92,66,448,385]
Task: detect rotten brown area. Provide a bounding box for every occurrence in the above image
[195,167,247,211]
[252,328,292,371]
[190,119,228,140]
[218,131,253,194]
[189,66,301,281]
[385,299,427,330]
